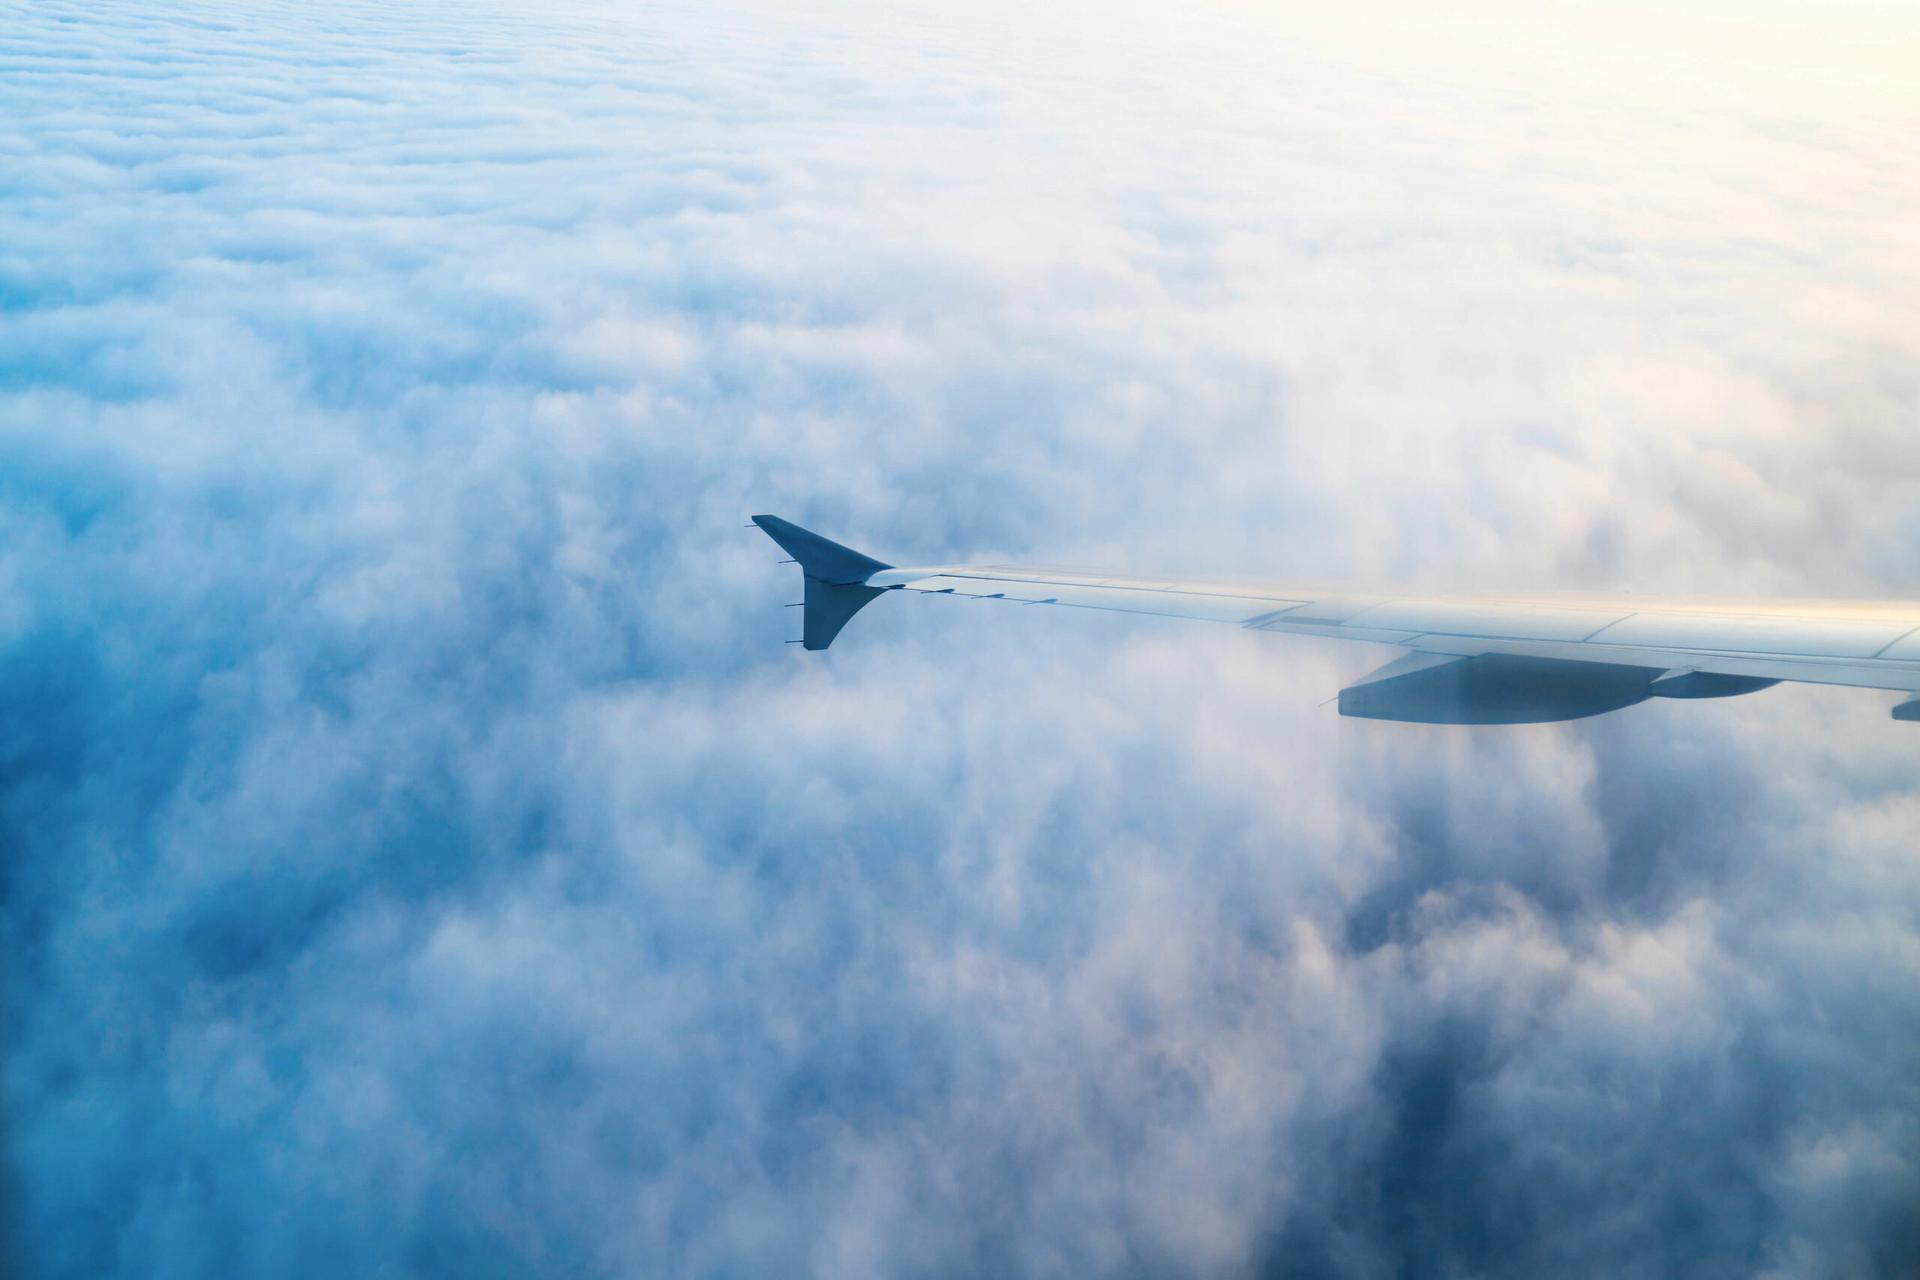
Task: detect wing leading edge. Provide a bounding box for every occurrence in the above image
[753,516,1920,724]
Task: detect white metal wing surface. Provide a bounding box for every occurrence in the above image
[754,515,1920,724]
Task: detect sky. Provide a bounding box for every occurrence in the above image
[2,0,1918,1275]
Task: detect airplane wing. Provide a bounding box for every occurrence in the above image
[752,514,1920,724]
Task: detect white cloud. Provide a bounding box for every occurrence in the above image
[2,0,1917,1276]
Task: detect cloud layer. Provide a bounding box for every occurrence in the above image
[3,0,1918,1275]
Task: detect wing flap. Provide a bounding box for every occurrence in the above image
[1588,611,1916,659]
[1403,633,1920,692]
[1354,600,1630,642]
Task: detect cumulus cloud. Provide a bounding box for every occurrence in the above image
[2,0,1918,1276]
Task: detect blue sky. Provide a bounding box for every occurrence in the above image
[2,0,1918,1275]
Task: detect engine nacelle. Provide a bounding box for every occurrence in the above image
[1338,651,1659,724]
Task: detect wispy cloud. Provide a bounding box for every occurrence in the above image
[2,0,1917,1275]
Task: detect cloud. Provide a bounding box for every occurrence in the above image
[2,0,1918,1276]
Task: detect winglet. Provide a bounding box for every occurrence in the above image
[752,515,893,650]
[752,515,891,584]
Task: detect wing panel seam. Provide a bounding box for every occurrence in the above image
[1870,623,1920,659]
[1579,612,1637,642]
